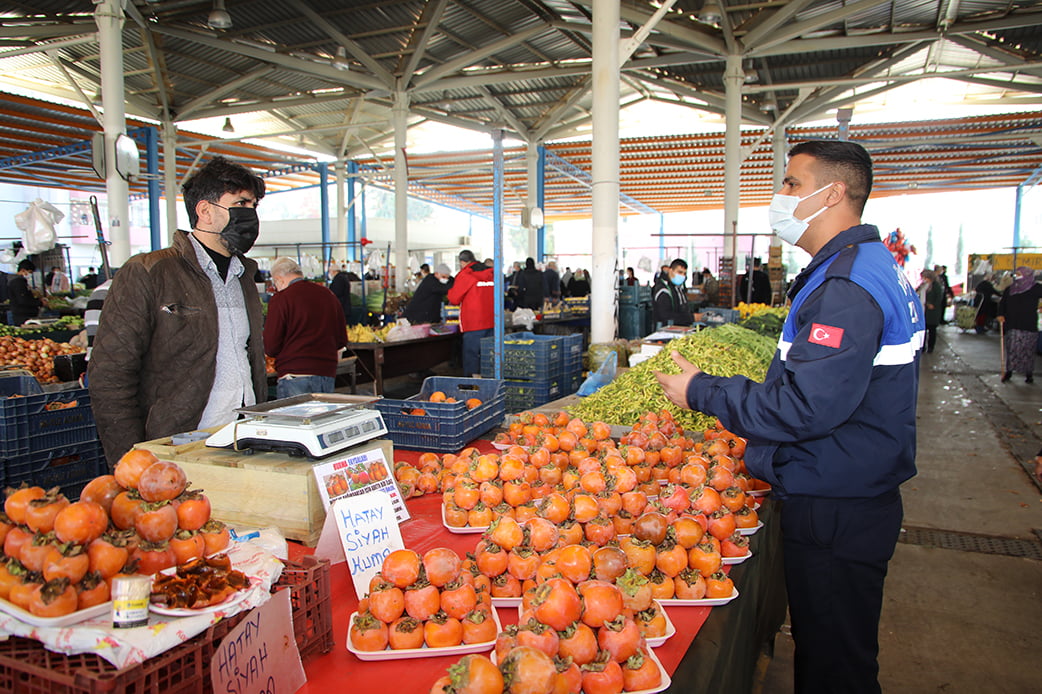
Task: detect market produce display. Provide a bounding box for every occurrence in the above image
[736,305,788,340]
[570,325,776,432]
[0,316,85,337]
[0,449,227,619]
[348,323,393,343]
[0,336,85,383]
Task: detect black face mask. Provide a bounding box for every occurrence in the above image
[198,204,259,255]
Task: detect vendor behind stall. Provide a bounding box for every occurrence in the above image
[8,259,42,326]
[403,263,452,325]
[88,156,268,465]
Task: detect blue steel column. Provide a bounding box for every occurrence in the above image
[536,144,546,261]
[144,126,161,251]
[493,129,505,380]
[318,163,330,270]
[347,161,359,261]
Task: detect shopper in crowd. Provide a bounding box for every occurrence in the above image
[700,268,719,306]
[88,156,268,465]
[921,269,945,353]
[403,263,452,325]
[655,140,923,694]
[79,266,99,290]
[264,257,348,398]
[48,265,70,294]
[448,249,494,377]
[544,260,561,302]
[567,268,590,297]
[998,265,1042,384]
[652,258,693,327]
[329,267,362,320]
[973,273,1000,334]
[624,267,637,286]
[419,263,430,278]
[934,264,954,324]
[560,266,573,295]
[516,257,546,310]
[8,259,42,326]
[654,264,670,285]
[505,260,523,308]
[738,257,772,304]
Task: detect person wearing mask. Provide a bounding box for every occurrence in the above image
[8,259,42,326]
[79,267,99,290]
[655,140,923,694]
[998,266,1042,384]
[264,257,348,398]
[921,269,945,353]
[403,263,453,324]
[652,258,693,327]
[447,250,495,377]
[516,257,546,310]
[88,156,268,465]
[624,267,637,286]
[48,266,70,295]
[568,268,590,297]
[544,261,561,303]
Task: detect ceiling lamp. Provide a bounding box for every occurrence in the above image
[332,46,350,71]
[698,0,724,26]
[222,117,234,133]
[207,0,233,30]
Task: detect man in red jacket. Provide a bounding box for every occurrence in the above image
[447,249,495,377]
[264,256,348,398]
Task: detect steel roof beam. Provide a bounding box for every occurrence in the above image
[125,1,171,119]
[285,0,396,87]
[413,24,547,89]
[738,0,819,50]
[945,33,1042,78]
[400,0,450,86]
[570,0,727,57]
[175,66,278,120]
[949,74,1042,95]
[532,75,592,142]
[0,22,96,39]
[182,89,359,120]
[750,0,893,56]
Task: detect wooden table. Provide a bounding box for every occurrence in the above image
[346,333,459,394]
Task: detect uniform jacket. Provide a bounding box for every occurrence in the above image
[447,261,495,332]
[88,231,266,463]
[685,224,924,499]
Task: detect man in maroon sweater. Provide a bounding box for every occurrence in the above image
[264,256,348,398]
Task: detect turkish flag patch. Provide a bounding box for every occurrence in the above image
[808,323,844,348]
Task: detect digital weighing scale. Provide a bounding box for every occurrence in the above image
[205,393,387,458]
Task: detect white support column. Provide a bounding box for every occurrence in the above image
[526,141,539,257]
[393,91,410,290]
[95,0,130,263]
[723,53,744,261]
[162,120,178,242]
[590,0,621,344]
[771,126,787,250]
[334,159,347,255]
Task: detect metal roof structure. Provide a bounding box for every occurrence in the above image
[0,0,1041,217]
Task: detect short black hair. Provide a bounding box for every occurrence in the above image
[788,140,873,214]
[459,250,476,263]
[182,156,266,228]
[17,259,35,273]
[670,258,688,271]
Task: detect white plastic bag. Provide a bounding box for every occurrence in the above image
[14,199,65,254]
[229,525,289,561]
[512,308,536,330]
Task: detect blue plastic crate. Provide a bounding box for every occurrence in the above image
[503,378,562,413]
[702,307,741,324]
[374,377,506,452]
[0,374,96,458]
[2,439,106,500]
[563,371,583,396]
[561,332,584,360]
[480,332,564,379]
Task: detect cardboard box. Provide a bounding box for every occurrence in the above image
[134,435,394,546]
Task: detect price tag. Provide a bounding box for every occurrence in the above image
[210,590,305,694]
[330,491,406,600]
[312,443,409,523]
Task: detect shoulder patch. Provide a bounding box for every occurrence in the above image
[808,323,844,348]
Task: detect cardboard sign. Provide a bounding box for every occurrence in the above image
[210,589,306,694]
[331,492,406,600]
[312,443,409,523]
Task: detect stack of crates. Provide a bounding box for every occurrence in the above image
[0,371,103,500]
[618,285,652,339]
[560,332,585,396]
[481,332,565,412]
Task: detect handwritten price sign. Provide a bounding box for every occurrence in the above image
[331,491,405,600]
[211,590,305,694]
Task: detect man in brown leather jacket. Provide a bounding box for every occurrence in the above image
[88,157,268,466]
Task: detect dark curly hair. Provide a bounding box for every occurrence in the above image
[181,156,265,228]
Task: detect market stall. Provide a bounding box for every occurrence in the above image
[347,332,460,395]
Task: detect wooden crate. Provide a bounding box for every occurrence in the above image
[134,436,394,547]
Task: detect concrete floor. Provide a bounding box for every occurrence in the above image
[757,323,1042,693]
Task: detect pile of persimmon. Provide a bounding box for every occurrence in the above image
[350,546,499,652]
[0,448,227,618]
[407,391,485,417]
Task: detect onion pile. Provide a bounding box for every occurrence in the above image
[0,336,84,384]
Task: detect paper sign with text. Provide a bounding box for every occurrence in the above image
[210,589,305,694]
[312,444,409,523]
[332,491,406,600]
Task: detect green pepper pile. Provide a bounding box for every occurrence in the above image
[570,324,777,432]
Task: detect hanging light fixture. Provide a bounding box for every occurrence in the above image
[222,117,234,133]
[332,46,350,71]
[207,0,233,30]
[698,0,724,26]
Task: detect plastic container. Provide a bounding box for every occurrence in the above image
[374,377,506,452]
[0,372,96,458]
[2,439,106,500]
[480,332,564,379]
[276,555,335,659]
[504,378,562,412]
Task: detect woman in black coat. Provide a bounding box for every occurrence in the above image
[516,257,546,310]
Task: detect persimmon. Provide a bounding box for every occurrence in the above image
[507,547,540,581]
[388,615,425,649]
[444,502,469,528]
[350,611,389,651]
[76,571,110,610]
[368,579,406,623]
[130,541,176,574]
[495,624,520,661]
[558,620,599,665]
[137,461,188,502]
[4,485,45,525]
[555,658,583,694]
[53,500,108,545]
[611,511,635,537]
[556,544,592,584]
[425,611,464,648]
[29,577,78,618]
[3,525,33,563]
[200,519,230,554]
[135,501,177,543]
[475,541,508,577]
[8,574,41,611]
[468,503,494,528]
[598,614,641,663]
[382,549,422,588]
[446,654,504,694]
[169,529,206,565]
[0,559,25,601]
[579,579,624,629]
[479,481,504,508]
[622,650,662,691]
[672,516,706,549]
[618,537,656,576]
[488,516,524,551]
[500,645,558,694]
[632,512,668,546]
[734,505,760,529]
[440,578,478,619]
[654,541,688,578]
[20,533,57,573]
[461,608,498,644]
[557,520,584,547]
[634,602,668,638]
[110,490,144,531]
[705,570,734,599]
[706,509,737,541]
[25,491,70,534]
[88,533,130,579]
[113,448,158,489]
[537,493,570,524]
[615,568,653,612]
[489,571,522,598]
[42,541,90,583]
[690,485,722,515]
[571,494,599,523]
[580,652,624,694]
[721,532,750,558]
[176,491,211,531]
[465,398,482,410]
[79,475,123,515]
[523,517,559,553]
[688,541,722,577]
[429,391,447,403]
[532,577,582,631]
[674,568,707,600]
[502,480,532,507]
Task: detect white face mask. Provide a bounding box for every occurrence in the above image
[768,183,833,245]
[438,277,449,284]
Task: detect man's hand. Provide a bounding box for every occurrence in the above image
[653,350,703,409]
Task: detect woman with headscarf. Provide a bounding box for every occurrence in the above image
[998,266,1042,383]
